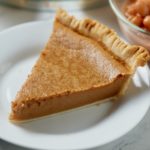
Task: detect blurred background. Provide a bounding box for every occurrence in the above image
[0,0,108,32]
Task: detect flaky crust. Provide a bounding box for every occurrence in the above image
[56,9,150,70]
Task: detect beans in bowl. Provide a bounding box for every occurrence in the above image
[123,0,150,31]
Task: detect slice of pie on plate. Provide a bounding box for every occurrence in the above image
[10,9,150,122]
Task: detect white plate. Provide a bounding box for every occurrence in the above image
[0,21,150,150]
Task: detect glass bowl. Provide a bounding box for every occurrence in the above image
[109,0,150,51]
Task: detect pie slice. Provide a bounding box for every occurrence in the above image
[10,9,150,122]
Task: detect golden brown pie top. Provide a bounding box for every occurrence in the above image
[13,9,150,104]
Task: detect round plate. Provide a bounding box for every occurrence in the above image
[0,21,150,150]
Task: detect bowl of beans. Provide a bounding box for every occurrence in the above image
[109,0,150,50]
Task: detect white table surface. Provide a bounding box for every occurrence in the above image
[0,2,150,150]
